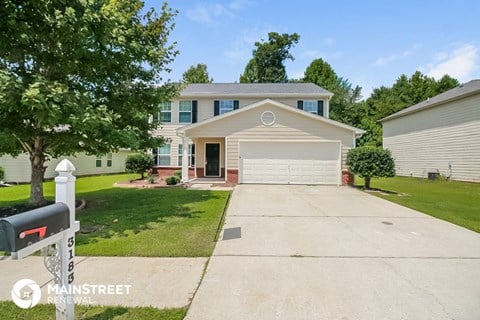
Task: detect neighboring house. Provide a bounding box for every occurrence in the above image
[153,83,364,185]
[0,151,129,183]
[381,79,480,182]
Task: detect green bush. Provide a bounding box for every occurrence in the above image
[0,166,4,180]
[125,153,154,179]
[346,146,395,189]
[165,176,180,185]
[173,170,182,178]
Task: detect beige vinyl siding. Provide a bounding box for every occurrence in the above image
[0,151,130,183]
[152,124,193,167]
[383,94,480,182]
[168,97,329,124]
[186,102,353,169]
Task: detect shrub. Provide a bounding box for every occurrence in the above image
[165,176,180,185]
[125,153,154,179]
[0,166,4,180]
[173,170,182,178]
[346,146,395,189]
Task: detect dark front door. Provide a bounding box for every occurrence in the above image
[205,143,220,176]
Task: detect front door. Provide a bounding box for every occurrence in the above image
[205,143,220,176]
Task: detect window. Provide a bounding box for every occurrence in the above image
[107,153,113,167]
[156,144,171,166]
[178,144,195,167]
[303,100,318,114]
[214,100,239,116]
[220,100,234,115]
[159,102,172,123]
[179,101,192,123]
[95,156,102,167]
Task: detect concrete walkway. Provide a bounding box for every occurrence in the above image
[0,256,207,308]
[186,185,480,320]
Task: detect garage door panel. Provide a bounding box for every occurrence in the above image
[240,141,340,185]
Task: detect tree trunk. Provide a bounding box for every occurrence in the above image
[364,176,371,190]
[29,138,47,206]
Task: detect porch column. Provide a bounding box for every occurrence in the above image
[181,135,189,183]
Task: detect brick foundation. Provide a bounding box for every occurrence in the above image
[226,169,239,183]
[153,167,195,178]
[342,170,354,186]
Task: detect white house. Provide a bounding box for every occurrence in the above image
[0,151,129,183]
[153,83,364,185]
[381,79,480,182]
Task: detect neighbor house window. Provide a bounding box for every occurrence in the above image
[303,100,318,114]
[179,101,192,123]
[159,102,172,123]
[95,156,102,167]
[178,144,195,167]
[157,144,171,166]
[107,153,113,167]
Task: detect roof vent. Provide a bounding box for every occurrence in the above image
[261,111,276,126]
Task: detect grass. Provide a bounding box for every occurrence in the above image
[355,176,480,233]
[0,301,186,320]
[0,174,230,256]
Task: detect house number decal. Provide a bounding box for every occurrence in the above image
[67,236,75,284]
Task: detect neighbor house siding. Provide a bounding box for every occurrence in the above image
[0,151,130,183]
[383,94,480,182]
[186,103,353,170]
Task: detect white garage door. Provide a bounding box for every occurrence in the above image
[239,141,341,185]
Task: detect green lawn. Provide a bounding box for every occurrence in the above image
[0,302,186,320]
[0,174,230,256]
[355,176,480,233]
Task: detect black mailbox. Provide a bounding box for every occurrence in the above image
[0,202,70,252]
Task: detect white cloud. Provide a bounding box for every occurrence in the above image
[224,27,272,64]
[427,44,478,81]
[323,37,335,46]
[375,44,422,66]
[186,1,253,25]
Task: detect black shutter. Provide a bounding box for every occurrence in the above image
[317,100,324,116]
[214,100,219,116]
[297,100,303,110]
[233,100,239,110]
[192,100,198,123]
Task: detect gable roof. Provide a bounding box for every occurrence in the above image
[180,83,333,98]
[177,99,364,136]
[380,79,480,122]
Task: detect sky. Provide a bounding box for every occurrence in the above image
[145,0,480,98]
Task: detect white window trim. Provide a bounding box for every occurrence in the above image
[219,100,234,115]
[158,144,171,166]
[303,100,318,114]
[159,102,172,123]
[178,143,195,167]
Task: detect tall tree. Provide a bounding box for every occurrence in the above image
[182,63,213,83]
[303,58,363,125]
[240,32,299,83]
[0,0,178,205]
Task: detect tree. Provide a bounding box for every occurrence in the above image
[303,58,363,125]
[182,63,213,83]
[240,32,300,83]
[0,1,178,205]
[346,146,395,189]
[125,153,154,179]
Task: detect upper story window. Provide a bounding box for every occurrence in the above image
[214,100,239,116]
[159,102,172,123]
[303,100,318,114]
[297,100,324,116]
[179,101,192,123]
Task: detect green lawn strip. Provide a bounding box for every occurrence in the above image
[355,176,480,233]
[75,188,229,257]
[0,301,186,320]
[0,174,230,257]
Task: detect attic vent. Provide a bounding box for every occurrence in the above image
[261,111,276,126]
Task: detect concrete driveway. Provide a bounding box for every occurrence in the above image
[186,185,480,320]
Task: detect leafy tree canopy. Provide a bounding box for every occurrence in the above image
[346,146,395,189]
[0,0,178,204]
[182,63,213,83]
[240,32,299,83]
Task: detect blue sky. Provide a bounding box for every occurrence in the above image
[146,0,480,98]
